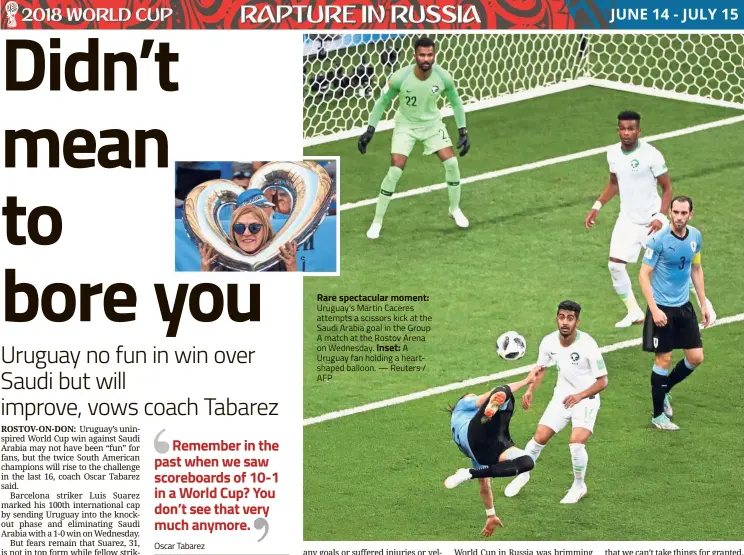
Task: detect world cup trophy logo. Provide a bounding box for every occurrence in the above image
[5,1,19,27]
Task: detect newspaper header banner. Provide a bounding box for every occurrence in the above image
[2,0,742,30]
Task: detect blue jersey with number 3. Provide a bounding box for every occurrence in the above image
[642,226,702,307]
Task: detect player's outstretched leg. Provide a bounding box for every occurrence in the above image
[608,260,644,327]
[689,280,717,325]
[650,362,679,431]
[445,455,534,489]
[442,157,468,228]
[665,350,703,418]
[560,443,589,504]
[483,390,507,418]
[367,166,403,239]
[504,438,544,497]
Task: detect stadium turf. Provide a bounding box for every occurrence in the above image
[302,87,744,540]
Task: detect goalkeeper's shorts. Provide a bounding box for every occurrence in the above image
[391,120,452,157]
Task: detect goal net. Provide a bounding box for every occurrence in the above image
[303,33,744,146]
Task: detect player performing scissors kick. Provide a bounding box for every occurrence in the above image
[444,369,539,536]
[358,37,471,240]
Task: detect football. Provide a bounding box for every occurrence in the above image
[496,331,527,361]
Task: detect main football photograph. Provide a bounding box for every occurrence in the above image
[301,33,744,540]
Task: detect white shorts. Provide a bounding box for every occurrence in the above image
[609,214,665,263]
[538,397,600,434]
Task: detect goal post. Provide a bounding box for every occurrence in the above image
[303,33,744,146]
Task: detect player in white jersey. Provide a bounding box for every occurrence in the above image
[585,111,717,328]
[504,301,608,504]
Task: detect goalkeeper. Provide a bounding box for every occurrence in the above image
[358,37,470,239]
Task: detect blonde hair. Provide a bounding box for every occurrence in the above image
[230,204,274,253]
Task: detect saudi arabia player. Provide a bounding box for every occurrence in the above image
[639,196,709,431]
[504,301,608,504]
[584,111,716,328]
[358,37,470,240]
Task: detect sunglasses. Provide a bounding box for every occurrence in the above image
[233,222,264,236]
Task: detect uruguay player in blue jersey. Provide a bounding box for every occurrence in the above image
[444,369,538,536]
[639,196,711,431]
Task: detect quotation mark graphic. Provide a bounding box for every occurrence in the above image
[5,1,18,27]
[154,429,170,454]
[153,430,268,542]
[253,518,269,542]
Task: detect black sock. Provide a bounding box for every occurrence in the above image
[668,358,695,389]
[651,370,669,418]
[469,455,535,479]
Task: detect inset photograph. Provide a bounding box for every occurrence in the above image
[175,160,338,273]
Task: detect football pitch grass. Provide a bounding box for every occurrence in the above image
[303,87,744,540]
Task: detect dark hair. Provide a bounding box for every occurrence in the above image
[445,392,470,414]
[557,300,582,317]
[672,195,693,212]
[414,37,435,51]
[618,110,641,124]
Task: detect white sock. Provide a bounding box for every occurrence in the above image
[608,261,640,313]
[525,438,545,462]
[569,443,588,487]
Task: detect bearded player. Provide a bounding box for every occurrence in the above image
[504,301,608,504]
[639,196,710,431]
[444,370,539,536]
[584,111,716,328]
[358,37,470,239]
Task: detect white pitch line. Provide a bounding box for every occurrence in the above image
[304,313,744,427]
[340,114,744,212]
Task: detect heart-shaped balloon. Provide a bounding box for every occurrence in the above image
[183,161,334,271]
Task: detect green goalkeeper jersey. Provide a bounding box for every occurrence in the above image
[367,64,466,128]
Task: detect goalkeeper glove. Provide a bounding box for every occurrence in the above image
[358,126,375,154]
[457,128,470,156]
